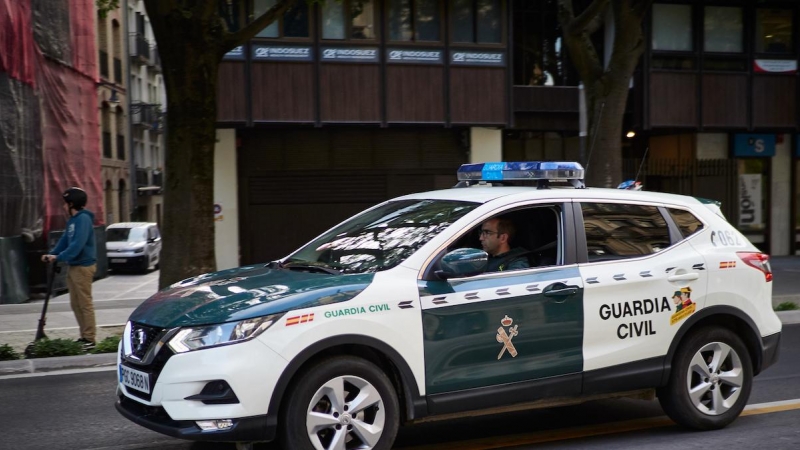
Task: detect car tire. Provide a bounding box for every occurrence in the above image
[657,326,753,430]
[280,356,400,450]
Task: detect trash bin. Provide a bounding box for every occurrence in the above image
[0,236,29,304]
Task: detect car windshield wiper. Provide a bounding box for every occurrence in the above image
[282,261,342,275]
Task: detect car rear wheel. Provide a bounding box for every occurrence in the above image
[281,356,399,450]
[658,327,753,430]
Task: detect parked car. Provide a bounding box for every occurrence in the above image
[106,222,162,273]
[115,162,780,450]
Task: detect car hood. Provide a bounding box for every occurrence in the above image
[129,265,374,328]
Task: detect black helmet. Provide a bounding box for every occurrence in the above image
[62,187,88,210]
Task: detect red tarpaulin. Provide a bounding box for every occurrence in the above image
[0,0,103,238]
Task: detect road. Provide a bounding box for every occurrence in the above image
[2,324,799,450]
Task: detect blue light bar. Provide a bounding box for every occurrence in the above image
[457,161,585,182]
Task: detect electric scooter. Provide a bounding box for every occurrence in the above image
[24,262,60,357]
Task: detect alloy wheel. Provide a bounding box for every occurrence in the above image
[685,341,744,415]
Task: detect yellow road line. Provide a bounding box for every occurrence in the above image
[400,399,800,450]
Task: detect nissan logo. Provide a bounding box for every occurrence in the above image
[133,328,147,350]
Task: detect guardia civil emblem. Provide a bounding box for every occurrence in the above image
[496,315,519,360]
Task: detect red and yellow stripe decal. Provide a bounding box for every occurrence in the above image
[285,313,314,326]
[719,261,736,269]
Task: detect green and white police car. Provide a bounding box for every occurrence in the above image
[116,162,781,450]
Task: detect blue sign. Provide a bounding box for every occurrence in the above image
[733,134,775,157]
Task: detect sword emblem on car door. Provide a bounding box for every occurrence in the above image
[496,315,519,360]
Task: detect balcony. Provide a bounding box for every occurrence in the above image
[99,50,109,78]
[116,134,126,160]
[129,33,150,64]
[131,103,160,129]
[102,132,112,158]
[135,167,149,187]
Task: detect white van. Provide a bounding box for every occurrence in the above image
[106,222,162,273]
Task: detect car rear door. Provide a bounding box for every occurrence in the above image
[575,201,709,387]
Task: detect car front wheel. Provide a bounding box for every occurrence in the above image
[658,327,753,430]
[281,356,400,450]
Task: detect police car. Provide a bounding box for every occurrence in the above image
[116,162,781,450]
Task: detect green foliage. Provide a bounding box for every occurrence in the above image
[91,335,122,354]
[96,0,120,19]
[25,339,85,359]
[0,344,21,361]
[775,302,799,311]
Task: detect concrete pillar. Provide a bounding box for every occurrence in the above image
[771,134,791,256]
[214,129,240,270]
[470,127,502,163]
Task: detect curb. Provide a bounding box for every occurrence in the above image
[0,353,117,376]
[1,312,798,377]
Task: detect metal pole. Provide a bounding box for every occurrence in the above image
[124,0,136,221]
[578,82,587,165]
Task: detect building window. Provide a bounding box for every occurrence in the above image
[511,1,580,86]
[321,0,375,40]
[704,6,742,53]
[452,0,502,44]
[388,0,441,42]
[254,0,310,38]
[652,3,692,51]
[756,9,793,54]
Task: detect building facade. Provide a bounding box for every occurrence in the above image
[127,0,165,225]
[212,0,800,269]
[97,5,130,226]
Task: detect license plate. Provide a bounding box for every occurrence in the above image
[111,259,127,263]
[119,364,151,395]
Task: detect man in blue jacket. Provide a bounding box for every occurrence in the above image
[42,187,97,350]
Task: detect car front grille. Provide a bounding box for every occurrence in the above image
[130,323,163,360]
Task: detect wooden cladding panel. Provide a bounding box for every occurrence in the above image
[450,68,506,124]
[512,86,578,113]
[217,62,246,122]
[320,64,380,122]
[251,63,314,122]
[386,66,445,123]
[649,72,697,127]
[701,74,747,128]
[752,75,796,128]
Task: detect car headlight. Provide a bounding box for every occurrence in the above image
[133,246,145,254]
[167,314,282,353]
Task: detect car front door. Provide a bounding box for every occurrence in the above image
[419,203,584,396]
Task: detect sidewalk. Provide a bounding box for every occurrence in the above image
[1,258,799,376]
[0,270,159,354]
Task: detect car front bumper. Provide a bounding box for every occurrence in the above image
[116,336,288,443]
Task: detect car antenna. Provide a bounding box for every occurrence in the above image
[583,101,605,176]
[633,146,650,186]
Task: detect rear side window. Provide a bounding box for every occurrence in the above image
[668,208,704,239]
[581,203,670,261]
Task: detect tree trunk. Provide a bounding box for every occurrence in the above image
[584,81,630,188]
[145,2,223,288]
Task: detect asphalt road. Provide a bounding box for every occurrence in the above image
[2,325,799,450]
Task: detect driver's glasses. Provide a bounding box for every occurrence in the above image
[479,229,499,237]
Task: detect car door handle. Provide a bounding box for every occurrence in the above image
[667,273,700,282]
[543,283,579,298]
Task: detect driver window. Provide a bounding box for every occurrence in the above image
[447,205,563,273]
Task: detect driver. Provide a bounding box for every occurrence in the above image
[479,217,530,272]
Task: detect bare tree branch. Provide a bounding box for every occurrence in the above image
[570,0,610,34]
[221,0,299,53]
[558,0,605,83]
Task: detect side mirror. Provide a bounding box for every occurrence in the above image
[436,248,488,279]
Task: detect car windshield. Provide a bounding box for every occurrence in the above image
[107,227,147,242]
[286,199,479,274]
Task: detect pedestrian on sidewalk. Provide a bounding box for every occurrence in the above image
[41,187,97,351]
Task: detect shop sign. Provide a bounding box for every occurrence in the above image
[733,134,775,157]
[387,48,443,65]
[252,45,314,62]
[223,46,245,61]
[450,50,505,66]
[738,174,762,228]
[321,47,379,63]
[753,59,797,73]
